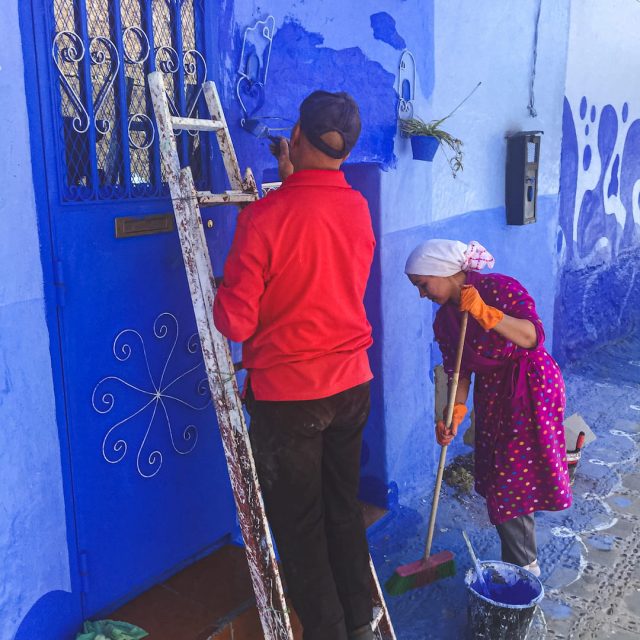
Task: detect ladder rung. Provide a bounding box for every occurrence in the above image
[261,181,282,196]
[197,190,258,206]
[171,116,224,132]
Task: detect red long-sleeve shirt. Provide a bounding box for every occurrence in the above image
[213,169,374,401]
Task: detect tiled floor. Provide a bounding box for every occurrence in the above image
[110,503,387,639]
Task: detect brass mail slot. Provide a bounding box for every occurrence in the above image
[115,213,175,238]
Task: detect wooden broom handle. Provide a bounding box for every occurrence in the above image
[424,311,469,560]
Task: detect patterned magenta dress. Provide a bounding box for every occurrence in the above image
[433,271,572,525]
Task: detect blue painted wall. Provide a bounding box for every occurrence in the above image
[379,196,561,488]
[1,2,79,639]
[555,1,640,364]
[216,1,434,176]
[370,0,569,495]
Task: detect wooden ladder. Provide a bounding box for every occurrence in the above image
[149,70,396,640]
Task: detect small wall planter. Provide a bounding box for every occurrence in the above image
[398,82,481,175]
[410,135,439,162]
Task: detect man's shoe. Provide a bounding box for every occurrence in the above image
[348,623,375,640]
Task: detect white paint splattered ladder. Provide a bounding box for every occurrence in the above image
[148,71,396,640]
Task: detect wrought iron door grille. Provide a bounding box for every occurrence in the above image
[49,0,209,202]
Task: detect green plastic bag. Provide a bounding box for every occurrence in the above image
[76,619,148,640]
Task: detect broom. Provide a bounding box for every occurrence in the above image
[386,311,469,595]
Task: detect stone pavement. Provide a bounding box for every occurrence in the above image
[368,333,640,639]
[539,336,640,640]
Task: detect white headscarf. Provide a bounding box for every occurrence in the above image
[404,239,495,277]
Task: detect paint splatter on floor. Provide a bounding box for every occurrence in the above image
[585,534,615,551]
[369,333,640,639]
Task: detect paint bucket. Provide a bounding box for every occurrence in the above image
[410,135,439,161]
[465,560,544,639]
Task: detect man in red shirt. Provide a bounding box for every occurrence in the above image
[213,91,375,640]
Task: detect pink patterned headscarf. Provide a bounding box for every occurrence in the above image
[404,239,495,277]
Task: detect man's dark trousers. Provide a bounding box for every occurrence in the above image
[247,382,372,640]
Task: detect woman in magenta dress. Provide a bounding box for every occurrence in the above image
[405,239,572,576]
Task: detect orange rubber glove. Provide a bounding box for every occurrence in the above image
[459,284,504,330]
[435,403,468,446]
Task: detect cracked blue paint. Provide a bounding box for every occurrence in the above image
[226,19,398,174]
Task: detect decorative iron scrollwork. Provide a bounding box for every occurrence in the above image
[48,0,209,201]
[90,36,120,135]
[93,312,210,479]
[52,30,90,134]
[123,26,150,65]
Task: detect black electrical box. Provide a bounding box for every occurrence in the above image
[505,131,542,225]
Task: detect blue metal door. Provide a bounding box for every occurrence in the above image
[28,0,236,616]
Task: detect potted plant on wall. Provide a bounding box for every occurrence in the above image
[401,116,462,168]
[400,81,481,176]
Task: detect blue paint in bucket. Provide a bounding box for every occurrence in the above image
[465,560,544,639]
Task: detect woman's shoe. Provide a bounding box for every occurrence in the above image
[522,559,541,577]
